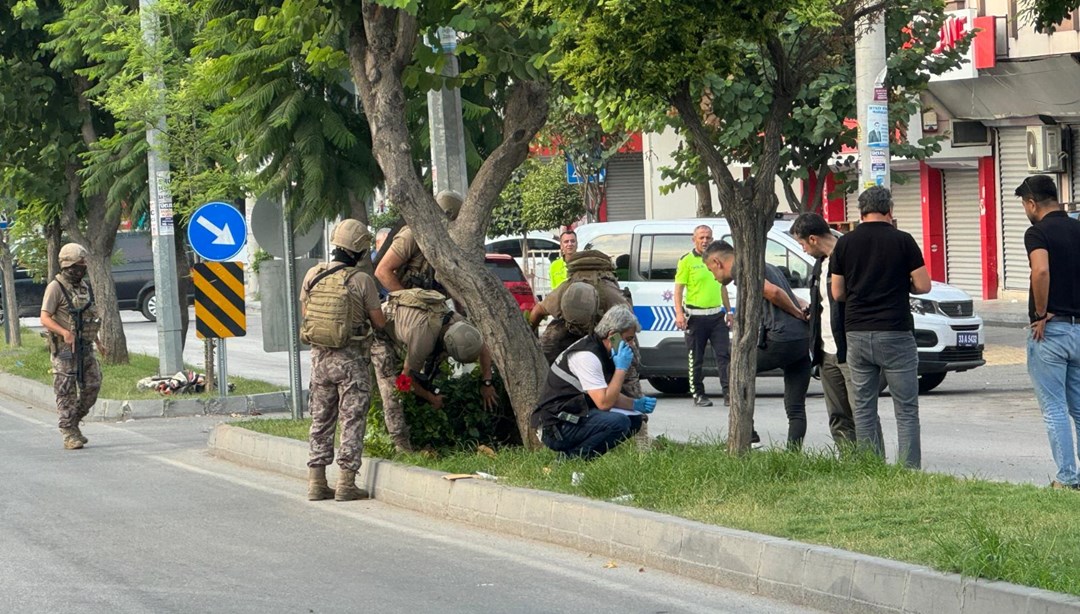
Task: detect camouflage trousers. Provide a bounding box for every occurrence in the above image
[51,348,102,429]
[541,321,643,399]
[370,337,411,447]
[308,344,372,472]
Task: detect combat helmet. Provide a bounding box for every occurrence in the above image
[560,281,600,334]
[435,190,464,221]
[444,320,483,363]
[58,243,89,269]
[330,219,371,254]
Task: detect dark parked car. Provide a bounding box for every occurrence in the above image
[0,232,162,323]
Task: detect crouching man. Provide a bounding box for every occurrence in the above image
[531,305,658,459]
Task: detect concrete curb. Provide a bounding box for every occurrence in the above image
[0,371,303,422]
[207,424,1080,614]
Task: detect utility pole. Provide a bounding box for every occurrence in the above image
[282,197,304,420]
[855,4,890,193]
[140,0,184,375]
[427,27,469,196]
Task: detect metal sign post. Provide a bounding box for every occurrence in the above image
[218,339,228,398]
[282,200,304,420]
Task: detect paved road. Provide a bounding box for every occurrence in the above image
[0,402,820,614]
[18,313,1055,486]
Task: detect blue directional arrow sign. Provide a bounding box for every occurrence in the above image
[188,202,247,262]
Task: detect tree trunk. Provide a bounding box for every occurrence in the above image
[84,237,128,364]
[695,181,714,217]
[347,5,551,446]
[46,220,61,281]
[0,233,23,347]
[173,224,191,348]
[724,186,774,453]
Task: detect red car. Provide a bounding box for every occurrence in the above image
[484,253,536,312]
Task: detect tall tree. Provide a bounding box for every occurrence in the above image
[547,0,940,453]
[1026,0,1080,32]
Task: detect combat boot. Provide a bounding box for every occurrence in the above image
[73,425,88,444]
[60,428,84,450]
[307,466,335,501]
[335,469,369,501]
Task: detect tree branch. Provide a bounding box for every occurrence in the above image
[670,82,738,211]
[456,81,550,250]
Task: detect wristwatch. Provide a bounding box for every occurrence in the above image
[481,379,494,387]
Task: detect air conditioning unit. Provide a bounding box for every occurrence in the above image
[951,121,989,147]
[1027,125,1065,173]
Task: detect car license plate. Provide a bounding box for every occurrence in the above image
[957,332,978,347]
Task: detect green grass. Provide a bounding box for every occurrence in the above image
[237,419,1080,596]
[0,328,283,400]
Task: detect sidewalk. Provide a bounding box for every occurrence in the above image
[974,298,1028,328]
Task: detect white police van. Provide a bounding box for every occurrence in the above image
[574,218,985,394]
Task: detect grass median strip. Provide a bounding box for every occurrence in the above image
[0,328,282,400]
[240,417,1080,596]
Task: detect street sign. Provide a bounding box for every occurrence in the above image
[566,159,606,185]
[193,262,247,339]
[249,195,323,259]
[188,202,247,262]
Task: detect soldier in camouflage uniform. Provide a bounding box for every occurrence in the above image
[39,243,102,450]
[529,251,643,399]
[371,289,495,453]
[374,190,463,293]
[300,220,387,502]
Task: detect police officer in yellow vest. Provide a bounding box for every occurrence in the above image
[300,220,387,501]
[40,243,102,450]
[674,225,732,407]
[548,230,577,290]
[375,191,463,293]
[371,289,498,453]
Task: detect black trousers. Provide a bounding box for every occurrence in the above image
[755,337,811,447]
[685,313,730,397]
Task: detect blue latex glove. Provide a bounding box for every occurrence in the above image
[611,342,634,370]
[632,396,657,414]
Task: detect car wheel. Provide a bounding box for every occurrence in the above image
[918,372,946,394]
[647,376,691,396]
[141,290,157,322]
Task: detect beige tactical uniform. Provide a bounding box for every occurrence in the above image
[42,276,102,433]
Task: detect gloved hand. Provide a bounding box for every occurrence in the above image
[632,396,657,414]
[611,342,634,370]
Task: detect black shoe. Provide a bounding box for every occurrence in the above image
[693,394,713,407]
[722,391,730,407]
[750,430,763,450]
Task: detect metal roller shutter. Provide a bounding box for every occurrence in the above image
[943,170,982,295]
[604,153,646,221]
[891,172,923,250]
[998,127,1031,291]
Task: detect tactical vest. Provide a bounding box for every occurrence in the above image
[55,275,101,341]
[531,334,614,428]
[562,251,627,336]
[397,228,440,291]
[300,264,370,349]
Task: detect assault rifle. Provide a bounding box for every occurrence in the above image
[57,282,95,395]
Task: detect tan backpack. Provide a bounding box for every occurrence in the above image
[300,264,367,349]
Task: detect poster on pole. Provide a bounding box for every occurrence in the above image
[870,149,888,187]
[866,104,889,148]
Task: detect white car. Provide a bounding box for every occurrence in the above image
[573,218,985,394]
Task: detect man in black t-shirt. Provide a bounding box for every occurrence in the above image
[1018,175,1080,490]
[830,187,931,468]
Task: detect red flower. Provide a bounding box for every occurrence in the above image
[395,374,413,393]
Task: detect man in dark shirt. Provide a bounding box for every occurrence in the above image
[830,187,931,468]
[1018,174,1080,490]
[704,240,811,448]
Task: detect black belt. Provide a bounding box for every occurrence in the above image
[1047,315,1080,325]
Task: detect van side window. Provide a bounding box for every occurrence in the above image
[717,235,811,289]
[639,234,690,281]
[583,234,631,281]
